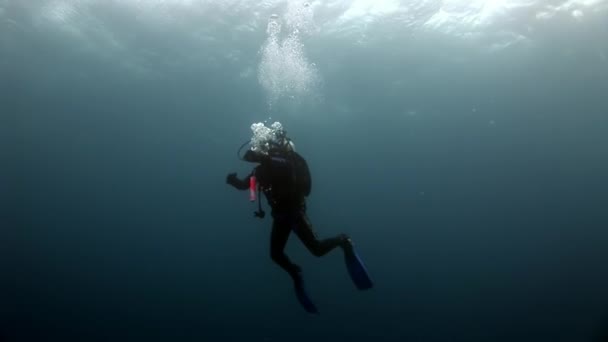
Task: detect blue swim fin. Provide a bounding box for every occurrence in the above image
[294,278,319,314]
[343,241,373,290]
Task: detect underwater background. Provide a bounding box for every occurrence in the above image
[3,0,608,341]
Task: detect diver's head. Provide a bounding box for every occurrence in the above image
[249,121,295,156]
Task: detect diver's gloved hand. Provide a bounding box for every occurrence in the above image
[226,172,239,186]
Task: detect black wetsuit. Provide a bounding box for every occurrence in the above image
[227,150,347,282]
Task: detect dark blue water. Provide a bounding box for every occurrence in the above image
[3,1,608,341]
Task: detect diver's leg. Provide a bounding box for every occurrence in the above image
[270,219,301,280]
[293,212,349,257]
[271,217,320,313]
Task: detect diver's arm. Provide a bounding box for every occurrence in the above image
[226,172,251,190]
[243,149,268,163]
[243,149,289,166]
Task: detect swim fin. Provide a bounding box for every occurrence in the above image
[343,241,373,290]
[294,277,319,314]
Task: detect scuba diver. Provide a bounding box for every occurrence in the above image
[226,122,372,314]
